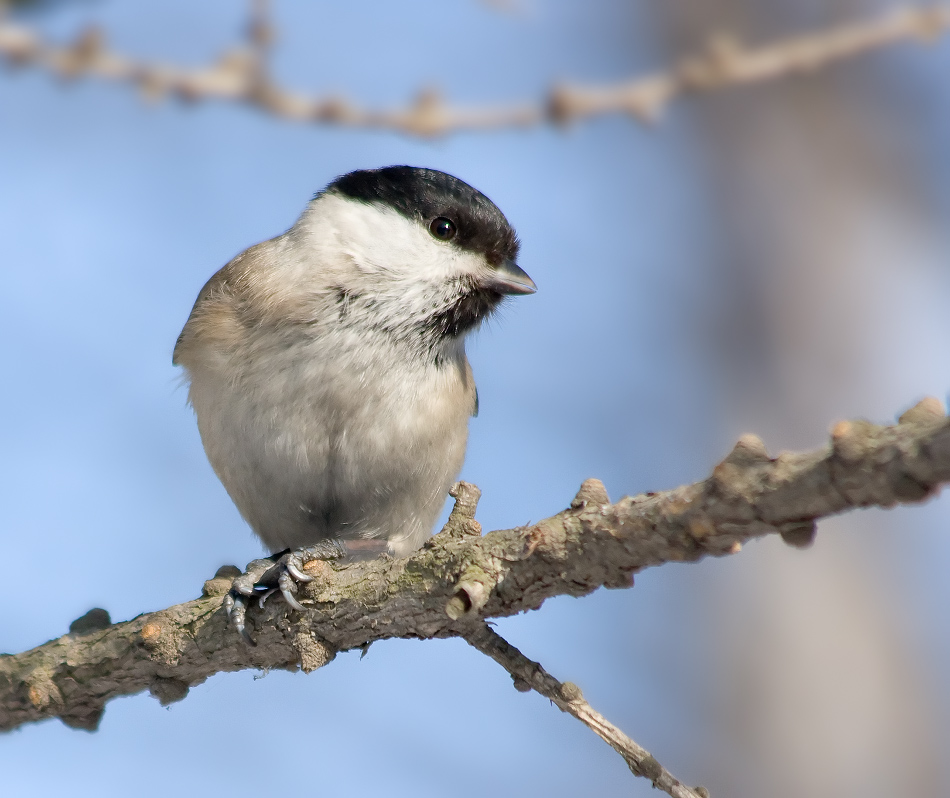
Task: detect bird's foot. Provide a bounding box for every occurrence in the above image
[224,540,348,645]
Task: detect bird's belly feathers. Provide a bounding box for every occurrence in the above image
[188,342,472,556]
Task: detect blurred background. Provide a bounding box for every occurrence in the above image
[2,1,949,796]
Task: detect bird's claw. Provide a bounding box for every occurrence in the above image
[223,540,348,644]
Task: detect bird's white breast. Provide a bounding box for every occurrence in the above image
[186,325,473,556]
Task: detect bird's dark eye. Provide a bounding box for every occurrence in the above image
[429,217,457,241]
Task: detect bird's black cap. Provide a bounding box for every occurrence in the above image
[327,166,520,267]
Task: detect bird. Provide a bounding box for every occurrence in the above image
[173,166,536,640]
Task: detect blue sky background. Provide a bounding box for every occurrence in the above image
[2,2,950,796]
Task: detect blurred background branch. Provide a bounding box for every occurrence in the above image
[0,3,948,134]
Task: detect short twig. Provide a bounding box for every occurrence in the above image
[462,623,707,798]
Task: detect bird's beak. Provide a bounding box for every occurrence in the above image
[484,259,537,295]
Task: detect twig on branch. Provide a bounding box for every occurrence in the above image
[245,0,272,87]
[0,5,948,135]
[1,398,948,793]
[463,623,707,798]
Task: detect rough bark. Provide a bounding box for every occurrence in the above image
[3,398,947,736]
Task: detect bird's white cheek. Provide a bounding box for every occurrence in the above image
[301,193,485,285]
[352,212,472,284]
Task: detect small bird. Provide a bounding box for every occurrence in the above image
[174,166,535,639]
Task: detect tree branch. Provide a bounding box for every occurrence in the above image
[1,398,948,793]
[463,623,707,798]
[0,5,948,135]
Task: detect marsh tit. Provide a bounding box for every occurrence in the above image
[174,166,535,639]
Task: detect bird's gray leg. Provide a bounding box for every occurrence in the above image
[223,556,276,645]
[224,541,349,644]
